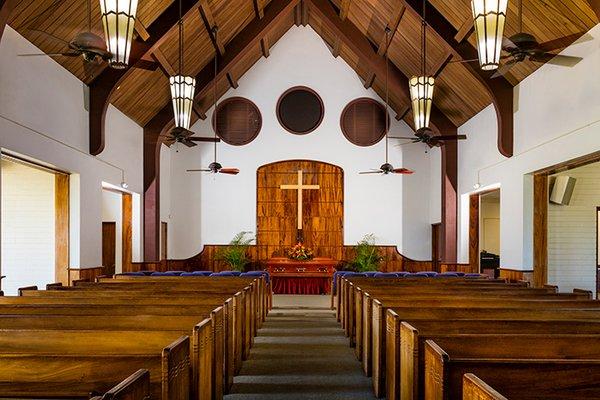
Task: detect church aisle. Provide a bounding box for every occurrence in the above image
[225,295,378,400]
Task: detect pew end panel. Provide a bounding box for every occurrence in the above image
[162,335,191,400]
[100,369,151,400]
[462,373,507,400]
[193,318,213,400]
[423,340,449,400]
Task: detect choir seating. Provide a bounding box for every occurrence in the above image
[0,274,268,400]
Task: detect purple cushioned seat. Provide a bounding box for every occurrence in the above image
[121,271,146,276]
[150,271,183,276]
[211,271,238,277]
[141,271,155,275]
[464,273,484,278]
[413,271,437,277]
[373,272,398,278]
[434,272,459,278]
[406,273,429,278]
[241,271,270,284]
[363,271,379,277]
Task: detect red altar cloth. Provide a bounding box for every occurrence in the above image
[266,258,336,295]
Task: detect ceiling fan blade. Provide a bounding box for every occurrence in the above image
[163,139,176,147]
[448,58,479,64]
[538,32,593,52]
[491,59,518,78]
[359,170,383,174]
[188,137,220,142]
[530,53,582,67]
[435,135,467,141]
[388,136,419,140]
[19,52,76,57]
[219,168,240,175]
[501,37,518,52]
[396,141,421,146]
[186,169,212,172]
[392,168,414,174]
[181,139,197,148]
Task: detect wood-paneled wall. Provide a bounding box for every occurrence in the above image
[256,160,344,260]
[499,268,533,284]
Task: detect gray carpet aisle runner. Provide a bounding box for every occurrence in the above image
[224,295,378,400]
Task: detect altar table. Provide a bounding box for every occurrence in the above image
[266,258,337,295]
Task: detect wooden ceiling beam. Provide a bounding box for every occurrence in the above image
[586,1,600,20]
[151,49,177,76]
[134,20,151,41]
[363,70,375,88]
[398,0,515,157]
[227,72,239,88]
[432,52,453,78]
[88,0,207,156]
[253,0,265,18]
[453,17,474,43]
[198,0,226,56]
[338,0,352,20]
[0,0,18,44]
[193,104,207,120]
[301,0,309,26]
[261,37,270,57]
[377,5,405,56]
[331,37,341,57]
[294,3,302,26]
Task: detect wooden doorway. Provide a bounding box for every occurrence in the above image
[469,189,501,277]
[102,222,116,275]
[161,222,168,261]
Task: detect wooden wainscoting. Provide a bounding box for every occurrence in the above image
[440,263,478,274]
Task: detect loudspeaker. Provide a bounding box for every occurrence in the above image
[550,175,576,205]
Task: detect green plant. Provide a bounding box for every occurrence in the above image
[351,234,383,272]
[216,231,254,271]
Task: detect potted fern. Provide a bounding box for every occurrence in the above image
[351,234,383,272]
[216,231,254,272]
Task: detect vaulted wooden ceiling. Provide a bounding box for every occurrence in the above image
[8,0,599,131]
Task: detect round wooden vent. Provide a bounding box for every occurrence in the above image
[276,86,324,135]
[212,97,262,146]
[340,98,388,147]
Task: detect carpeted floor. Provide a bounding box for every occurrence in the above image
[224,295,378,399]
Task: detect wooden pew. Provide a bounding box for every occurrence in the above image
[462,374,507,400]
[394,318,600,400]
[372,305,600,397]
[90,369,151,400]
[424,335,600,399]
[0,331,190,400]
[0,302,225,400]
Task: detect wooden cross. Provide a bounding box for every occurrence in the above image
[280,170,320,242]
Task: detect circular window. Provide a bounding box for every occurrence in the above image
[276,86,324,135]
[212,97,262,146]
[340,98,388,146]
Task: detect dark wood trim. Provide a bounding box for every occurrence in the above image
[88,0,204,155]
[226,72,239,89]
[534,150,600,176]
[122,193,133,273]
[533,174,548,288]
[253,0,265,18]
[440,130,458,263]
[198,0,225,56]
[469,193,480,272]
[260,37,270,57]
[276,86,325,135]
[55,174,70,286]
[331,37,341,57]
[377,5,405,56]
[0,0,17,43]
[301,0,309,25]
[586,1,600,20]
[397,0,515,157]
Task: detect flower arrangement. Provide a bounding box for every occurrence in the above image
[287,242,314,261]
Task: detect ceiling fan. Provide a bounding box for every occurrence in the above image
[159,127,220,148]
[360,27,413,177]
[455,0,585,78]
[18,0,111,79]
[186,26,239,176]
[389,127,467,147]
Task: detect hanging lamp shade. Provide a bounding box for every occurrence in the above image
[471,0,508,71]
[99,0,139,68]
[409,75,435,131]
[169,75,196,130]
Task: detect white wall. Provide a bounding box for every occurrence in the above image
[101,189,122,273]
[548,163,600,293]
[457,24,600,269]
[0,26,144,271]
[165,26,435,260]
[1,160,55,294]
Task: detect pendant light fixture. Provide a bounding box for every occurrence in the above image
[471,0,508,71]
[409,0,435,133]
[169,0,196,130]
[99,0,139,68]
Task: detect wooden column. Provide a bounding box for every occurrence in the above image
[54,174,70,285]
[441,140,458,263]
[469,193,480,271]
[122,192,133,272]
[533,174,548,288]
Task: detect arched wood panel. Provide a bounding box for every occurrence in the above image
[256,160,344,260]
